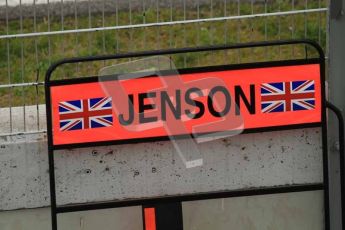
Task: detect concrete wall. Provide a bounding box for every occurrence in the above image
[0,105,324,228]
[0,206,143,230]
[183,190,324,230]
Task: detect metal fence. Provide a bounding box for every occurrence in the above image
[0,0,328,137]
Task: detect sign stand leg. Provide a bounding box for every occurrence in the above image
[48,147,58,230]
[143,202,183,230]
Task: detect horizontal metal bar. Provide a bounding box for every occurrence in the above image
[45,40,325,81]
[0,57,328,89]
[0,8,328,40]
[0,82,44,89]
[55,183,324,214]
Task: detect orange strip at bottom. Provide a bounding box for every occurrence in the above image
[144,207,156,230]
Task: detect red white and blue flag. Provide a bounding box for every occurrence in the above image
[59,97,113,131]
[261,80,315,113]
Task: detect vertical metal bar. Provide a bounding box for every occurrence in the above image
[224,0,228,61]
[33,1,37,78]
[156,0,160,50]
[19,0,26,132]
[127,0,133,67]
[197,0,200,65]
[129,0,133,53]
[116,0,119,53]
[142,0,148,71]
[102,0,106,62]
[60,0,65,78]
[156,0,160,70]
[34,0,40,130]
[44,7,58,227]
[320,59,330,230]
[304,0,308,38]
[210,0,214,47]
[74,0,79,74]
[169,0,173,69]
[183,0,187,68]
[87,0,92,72]
[304,0,308,58]
[278,0,281,58]
[210,0,214,62]
[44,83,58,230]
[250,0,254,60]
[264,0,268,59]
[61,0,64,31]
[291,0,295,57]
[318,0,321,45]
[169,0,173,49]
[143,0,147,50]
[47,0,52,65]
[5,0,12,133]
[210,0,214,20]
[88,0,92,53]
[237,0,241,63]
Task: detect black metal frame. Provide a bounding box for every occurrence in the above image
[44,39,340,230]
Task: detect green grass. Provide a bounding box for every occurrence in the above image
[0,1,328,106]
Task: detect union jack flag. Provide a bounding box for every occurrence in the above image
[261,80,315,113]
[59,97,113,131]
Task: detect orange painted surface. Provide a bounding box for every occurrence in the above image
[50,64,322,146]
[144,208,156,230]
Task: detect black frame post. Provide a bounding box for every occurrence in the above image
[45,71,58,230]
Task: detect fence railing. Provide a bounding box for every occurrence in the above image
[0,0,329,137]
